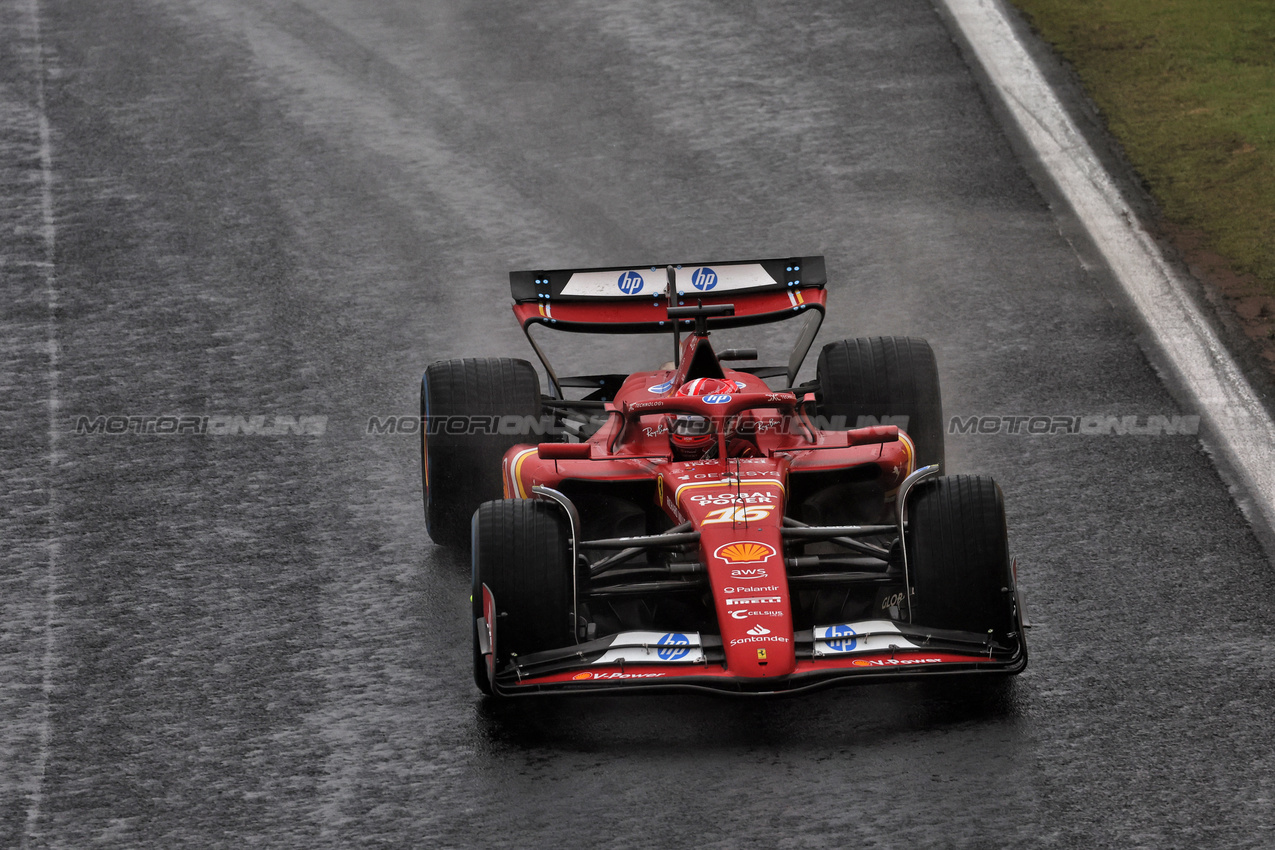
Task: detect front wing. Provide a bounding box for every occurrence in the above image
[477,585,1027,696]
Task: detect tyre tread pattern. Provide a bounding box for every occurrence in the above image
[423,358,540,546]
[907,475,1013,638]
[816,337,944,468]
[472,499,574,662]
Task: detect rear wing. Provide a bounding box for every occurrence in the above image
[509,256,827,333]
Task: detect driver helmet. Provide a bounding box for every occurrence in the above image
[667,378,740,459]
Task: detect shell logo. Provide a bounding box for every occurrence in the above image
[573,672,593,680]
[714,541,777,564]
[852,659,871,667]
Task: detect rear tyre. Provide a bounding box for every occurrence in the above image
[815,337,944,469]
[905,475,1015,641]
[471,499,575,693]
[422,358,542,547]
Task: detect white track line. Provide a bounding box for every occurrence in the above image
[937,0,1275,533]
[23,0,58,844]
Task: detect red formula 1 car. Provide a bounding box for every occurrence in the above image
[421,257,1027,695]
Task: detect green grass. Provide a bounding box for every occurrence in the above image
[1010,0,1275,293]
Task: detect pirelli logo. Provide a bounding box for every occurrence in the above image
[726,597,782,606]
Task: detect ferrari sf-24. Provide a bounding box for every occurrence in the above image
[421,257,1027,695]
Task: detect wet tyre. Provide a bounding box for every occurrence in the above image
[471,499,575,693]
[815,337,944,469]
[421,358,542,547]
[905,475,1015,641]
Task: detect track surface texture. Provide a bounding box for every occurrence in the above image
[2,1,1272,847]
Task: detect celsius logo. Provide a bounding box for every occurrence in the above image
[617,270,645,294]
[730,609,784,619]
[690,267,718,291]
[648,380,674,394]
[746,624,771,636]
[657,632,691,661]
[702,393,731,404]
[824,624,857,653]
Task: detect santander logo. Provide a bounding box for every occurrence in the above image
[746,624,771,636]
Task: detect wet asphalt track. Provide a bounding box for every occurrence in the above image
[3,0,1275,847]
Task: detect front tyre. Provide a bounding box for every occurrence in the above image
[905,475,1016,642]
[471,499,576,693]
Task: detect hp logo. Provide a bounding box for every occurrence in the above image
[657,633,691,661]
[825,624,857,653]
[617,270,645,294]
[690,267,718,291]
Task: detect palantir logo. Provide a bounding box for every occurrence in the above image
[690,267,717,291]
[657,632,691,661]
[825,624,857,653]
[617,270,645,294]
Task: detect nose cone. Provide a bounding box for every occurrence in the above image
[702,528,796,677]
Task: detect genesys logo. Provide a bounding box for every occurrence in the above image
[572,671,665,680]
[726,596,781,606]
[729,609,784,619]
[730,568,770,580]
